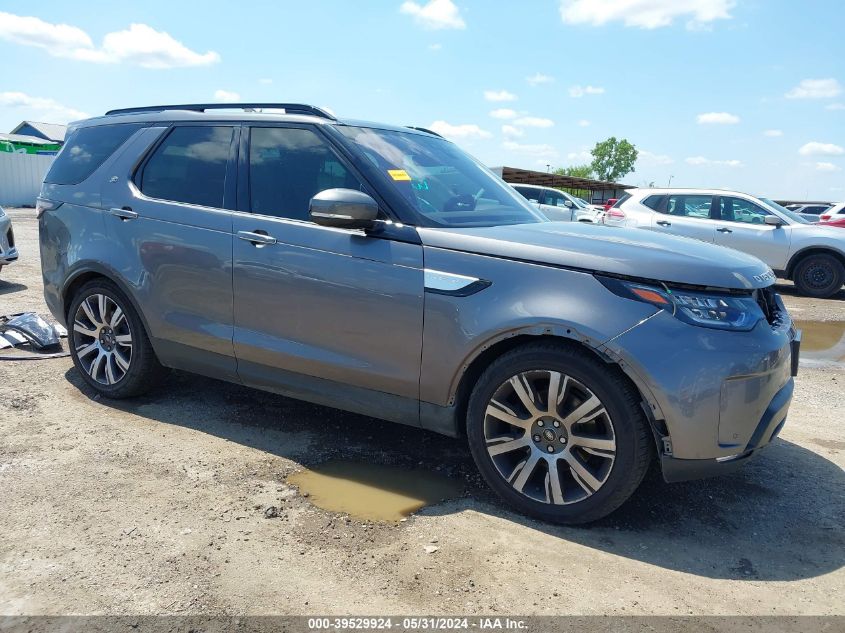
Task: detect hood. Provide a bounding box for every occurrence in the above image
[417,222,774,290]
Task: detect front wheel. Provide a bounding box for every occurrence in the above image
[466,343,653,524]
[793,253,844,298]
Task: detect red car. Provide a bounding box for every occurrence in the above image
[820,217,845,228]
[603,198,618,211]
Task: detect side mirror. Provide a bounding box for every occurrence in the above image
[764,215,783,227]
[564,200,574,208]
[310,189,379,230]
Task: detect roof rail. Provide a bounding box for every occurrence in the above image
[104,103,337,120]
[406,126,443,138]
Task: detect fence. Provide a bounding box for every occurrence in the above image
[0,152,54,207]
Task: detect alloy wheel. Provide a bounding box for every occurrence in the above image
[72,293,133,385]
[484,370,616,505]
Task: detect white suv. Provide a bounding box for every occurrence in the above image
[820,202,845,223]
[606,188,845,298]
[511,184,604,223]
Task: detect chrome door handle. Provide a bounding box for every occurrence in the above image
[108,207,138,220]
[717,227,733,233]
[656,220,672,227]
[237,230,277,246]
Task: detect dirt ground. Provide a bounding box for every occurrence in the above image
[1,206,843,616]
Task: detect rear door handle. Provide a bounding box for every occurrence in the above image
[108,207,138,221]
[717,227,733,233]
[656,220,672,227]
[237,230,277,246]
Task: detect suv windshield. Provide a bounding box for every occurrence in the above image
[759,198,811,225]
[338,126,545,227]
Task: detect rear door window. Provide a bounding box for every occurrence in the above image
[513,186,540,202]
[45,123,143,185]
[663,194,713,218]
[140,126,234,208]
[642,194,665,211]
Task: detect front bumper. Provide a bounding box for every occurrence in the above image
[603,308,796,472]
[0,217,17,267]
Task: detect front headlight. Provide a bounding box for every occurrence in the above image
[598,276,765,331]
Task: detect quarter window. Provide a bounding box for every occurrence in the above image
[248,127,364,220]
[663,195,713,219]
[719,196,771,224]
[140,126,233,208]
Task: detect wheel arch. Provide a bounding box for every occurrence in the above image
[785,246,845,279]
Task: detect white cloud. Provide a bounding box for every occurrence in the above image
[577,119,591,127]
[785,78,842,100]
[526,72,554,86]
[799,142,844,156]
[763,129,783,137]
[567,150,592,162]
[429,120,491,140]
[638,150,674,165]
[685,156,743,167]
[489,108,517,120]
[560,0,734,29]
[503,141,558,159]
[815,162,841,172]
[0,91,89,123]
[825,103,845,111]
[428,43,442,50]
[259,78,273,85]
[214,89,241,103]
[514,116,554,128]
[0,12,220,68]
[400,0,465,30]
[696,111,740,124]
[484,90,517,102]
[569,84,604,98]
[501,125,524,138]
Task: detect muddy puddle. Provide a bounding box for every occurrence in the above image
[287,461,464,522]
[795,320,845,368]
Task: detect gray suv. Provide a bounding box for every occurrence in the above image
[38,103,799,523]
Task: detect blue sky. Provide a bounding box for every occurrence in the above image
[1,0,843,199]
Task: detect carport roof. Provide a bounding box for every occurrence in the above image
[493,166,632,191]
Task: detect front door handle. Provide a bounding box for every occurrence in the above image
[656,220,672,227]
[717,227,733,233]
[108,207,138,221]
[237,230,277,246]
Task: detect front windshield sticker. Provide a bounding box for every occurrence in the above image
[387,169,411,181]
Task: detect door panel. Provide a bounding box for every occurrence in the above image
[232,124,425,412]
[713,196,791,269]
[649,194,716,243]
[100,125,238,379]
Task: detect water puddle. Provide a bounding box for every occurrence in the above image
[287,461,464,522]
[795,320,845,368]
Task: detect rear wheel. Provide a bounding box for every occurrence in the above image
[68,280,167,398]
[793,253,844,298]
[466,343,653,524]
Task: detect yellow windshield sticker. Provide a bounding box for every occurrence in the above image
[388,169,411,181]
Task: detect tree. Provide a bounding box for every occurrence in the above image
[590,137,638,182]
[554,164,594,179]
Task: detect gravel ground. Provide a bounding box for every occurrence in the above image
[0,206,843,616]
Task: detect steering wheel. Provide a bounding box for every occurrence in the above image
[443,193,477,212]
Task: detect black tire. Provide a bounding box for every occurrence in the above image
[67,279,167,398]
[793,253,844,298]
[466,342,653,524]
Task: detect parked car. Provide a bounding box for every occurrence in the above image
[820,202,845,223]
[786,204,831,222]
[603,198,618,211]
[0,206,18,276]
[39,103,799,524]
[820,217,845,229]
[510,183,603,223]
[606,188,845,298]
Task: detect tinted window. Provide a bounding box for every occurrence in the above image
[249,127,364,220]
[543,190,571,207]
[141,126,232,207]
[718,196,771,224]
[642,194,665,211]
[45,124,143,185]
[663,195,712,218]
[513,186,540,202]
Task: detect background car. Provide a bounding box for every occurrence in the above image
[510,183,604,223]
[820,202,845,223]
[820,217,845,229]
[606,188,845,297]
[0,205,19,276]
[786,204,831,222]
